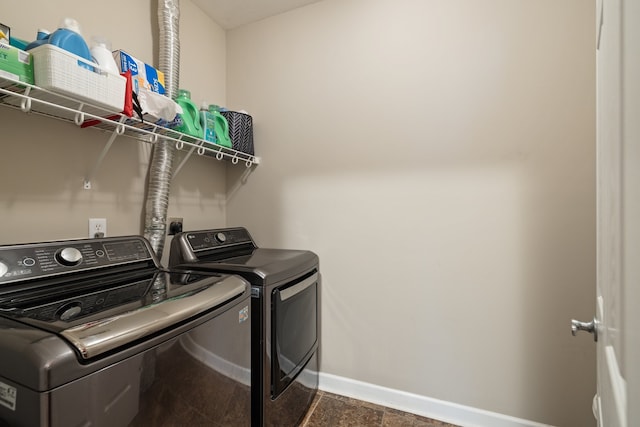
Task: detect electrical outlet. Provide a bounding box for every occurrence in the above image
[89,218,107,238]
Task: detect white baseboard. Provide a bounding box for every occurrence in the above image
[318,373,554,427]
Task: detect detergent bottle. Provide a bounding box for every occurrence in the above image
[90,36,119,75]
[24,29,51,50]
[200,102,217,145]
[210,105,232,148]
[174,89,203,139]
[47,18,93,70]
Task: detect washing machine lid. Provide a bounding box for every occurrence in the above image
[0,236,248,360]
[0,269,247,359]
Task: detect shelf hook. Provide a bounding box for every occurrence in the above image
[216,151,224,161]
[176,141,184,150]
[231,154,239,165]
[197,146,205,156]
[74,111,85,126]
[245,159,253,168]
[19,87,32,112]
[20,97,31,113]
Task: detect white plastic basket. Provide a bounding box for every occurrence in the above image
[30,44,125,113]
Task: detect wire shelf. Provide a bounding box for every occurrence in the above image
[0,76,260,188]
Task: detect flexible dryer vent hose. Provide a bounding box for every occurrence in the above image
[143,0,180,257]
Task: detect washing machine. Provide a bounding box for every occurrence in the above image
[169,227,319,427]
[0,235,251,426]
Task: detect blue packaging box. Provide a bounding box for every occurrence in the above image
[113,50,165,95]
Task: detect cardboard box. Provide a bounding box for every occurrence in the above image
[0,43,34,84]
[113,50,165,95]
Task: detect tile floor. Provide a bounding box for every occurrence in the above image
[300,391,460,427]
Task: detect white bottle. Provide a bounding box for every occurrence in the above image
[90,36,119,75]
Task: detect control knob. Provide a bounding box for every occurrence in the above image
[215,232,227,243]
[57,303,82,321]
[55,247,83,267]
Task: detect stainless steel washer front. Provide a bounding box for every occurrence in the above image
[0,236,252,427]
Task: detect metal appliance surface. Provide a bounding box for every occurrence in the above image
[0,236,251,427]
[169,227,319,427]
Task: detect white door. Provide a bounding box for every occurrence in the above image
[577,0,640,425]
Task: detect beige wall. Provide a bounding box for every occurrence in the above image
[0,0,229,257]
[226,1,596,426]
[0,0,597,425]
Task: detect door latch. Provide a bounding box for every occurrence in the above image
[571,317,598,342]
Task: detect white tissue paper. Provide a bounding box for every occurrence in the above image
[137,87,182,122]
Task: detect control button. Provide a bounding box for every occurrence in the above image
[215,232,226,243]
[58,304,82,321]
[55,247,83,267]
[22,257,36,267]
[0,261,8,277]
[95,250,105,257]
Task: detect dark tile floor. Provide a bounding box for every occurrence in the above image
[300,391,460,427]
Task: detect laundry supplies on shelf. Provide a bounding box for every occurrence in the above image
[211,107,232,148]
[173,89,203,139]
[200,102,217,145]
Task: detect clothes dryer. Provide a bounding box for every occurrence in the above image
[169,227,319,427]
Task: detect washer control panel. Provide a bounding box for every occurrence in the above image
[0,237,154,284]
[186,228,254,252]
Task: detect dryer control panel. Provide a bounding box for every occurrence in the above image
[0,236,156,285]
[185,228,254,251]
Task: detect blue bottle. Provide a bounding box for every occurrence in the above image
[26,18,93,71]
[200,102,217,145]
[25,29,50,50]
[48,19,93,70]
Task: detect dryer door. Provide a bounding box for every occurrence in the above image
[271,272,318,398]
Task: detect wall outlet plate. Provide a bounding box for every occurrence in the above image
[89,218,107,238]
